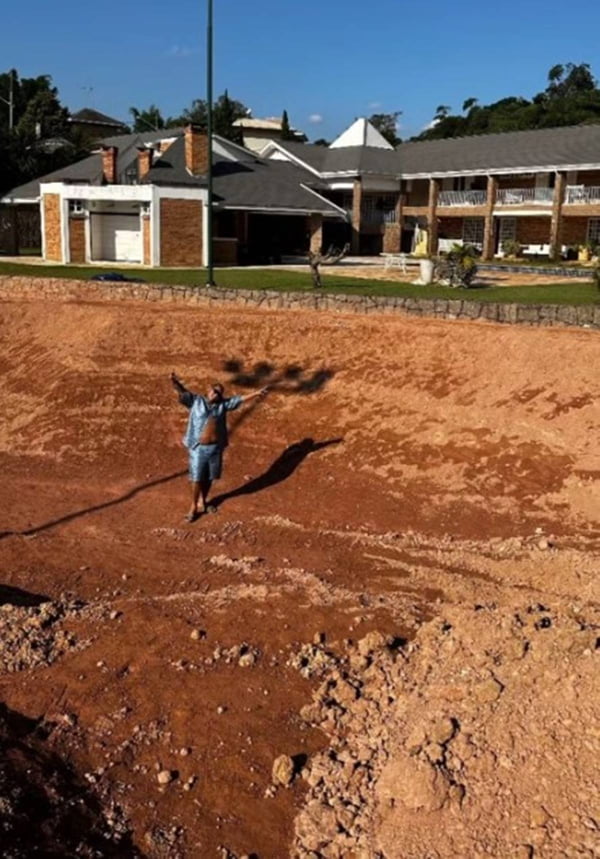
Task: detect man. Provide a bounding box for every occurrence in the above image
[170,372,269,521]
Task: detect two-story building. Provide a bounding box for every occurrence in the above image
[263,120,600,260]
[3,117,600,265]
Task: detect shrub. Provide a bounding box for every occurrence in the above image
[501,239,522,258]
[434,244,479,288]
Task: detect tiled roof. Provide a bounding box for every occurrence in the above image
[145,136,343,215]
[69,108,127,127]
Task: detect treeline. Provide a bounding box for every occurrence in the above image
[414,63,600,141]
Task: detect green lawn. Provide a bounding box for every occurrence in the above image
[0,261,598,305]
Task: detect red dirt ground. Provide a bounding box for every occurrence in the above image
[0,288,599,857]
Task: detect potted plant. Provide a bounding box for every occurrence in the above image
[501,238,521,260]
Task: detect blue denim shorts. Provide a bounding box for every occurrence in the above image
[188,444,222,482]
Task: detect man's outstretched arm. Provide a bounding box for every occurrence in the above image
[224,386,271,411]
[241,385,271,404]
[170,372,194,408]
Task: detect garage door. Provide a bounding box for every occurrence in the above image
[94,214,141,263]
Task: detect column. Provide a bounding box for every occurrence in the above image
[351,179,362,254]
[549,172,566,261]
[426,178,440,256]
[482,175,498,261]
[309,213,323,254]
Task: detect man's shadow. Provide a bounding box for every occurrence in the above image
[212,437,343,509]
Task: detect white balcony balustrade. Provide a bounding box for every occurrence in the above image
[438,190,487,207]
[565,186,600,204]
[496,187,554,205]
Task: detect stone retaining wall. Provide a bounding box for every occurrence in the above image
[1,275,599,329]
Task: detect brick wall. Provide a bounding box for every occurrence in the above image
[142,216,151,265]
[382,224,401,253]
[159,199,203,267]
[439,218,463,239]
[561,217,592,245]
[68,217,86,263]
[573,170,600,186]
[43,194,62,262]
[516,217,551,244]
[185,126,209,176]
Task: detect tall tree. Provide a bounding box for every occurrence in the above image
[174,91,248,142]
[368,111,402,146]
[280,109,295,140]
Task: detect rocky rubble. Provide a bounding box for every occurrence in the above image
[291,602,600,858]
[0,597,86,673]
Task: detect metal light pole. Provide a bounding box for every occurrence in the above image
[1,69,15,131]
[206,0,215,286]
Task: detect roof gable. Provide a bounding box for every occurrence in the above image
[330,118,394,150]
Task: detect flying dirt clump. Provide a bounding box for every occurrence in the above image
[291,603,600,858]
[0,596,87,674]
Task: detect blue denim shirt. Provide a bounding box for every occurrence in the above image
[180,392,243,450]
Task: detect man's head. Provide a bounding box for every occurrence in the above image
[206,382,224,403]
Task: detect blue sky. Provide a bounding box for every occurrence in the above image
[3,0,600,140]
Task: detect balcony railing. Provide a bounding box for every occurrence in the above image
[496,187,554,206]
[438,190,487,207]
[361,209,398,225]
[565,185,600,204]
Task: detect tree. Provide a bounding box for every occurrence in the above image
[129,104,168,132]
[368,111,402,146]
[0,70,81,196]
[462,97,478,113]
[174,91,249,142]
[413,62,600,141]
[308,243,350,288]
[280,109,295,141]
[313,138,330,146]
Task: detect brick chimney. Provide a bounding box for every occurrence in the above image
[101,146,118,184]
[137,147,153,181]
[185,125,209,176]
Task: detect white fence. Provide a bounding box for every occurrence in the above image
[565,186,600,204]
[438,190,487,207]
[496,187,554,205]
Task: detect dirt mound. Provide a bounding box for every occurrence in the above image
[0,703,138,857]
[291,602,600,858]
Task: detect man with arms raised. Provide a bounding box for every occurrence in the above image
[171,372,269,521]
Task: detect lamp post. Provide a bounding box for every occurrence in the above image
[0,69,15,131]
[206,0,215,286]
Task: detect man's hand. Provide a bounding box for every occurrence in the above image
[170,372,186,393]
[242,385,271,404]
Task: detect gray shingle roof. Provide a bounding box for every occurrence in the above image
[70,108,127,127]
[274,122,600,177]
[396,123,600,175]
[146,136,343,215]
[1,130,186,202]
[271,140,401,175]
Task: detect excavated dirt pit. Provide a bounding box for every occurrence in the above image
[0,286,599,858]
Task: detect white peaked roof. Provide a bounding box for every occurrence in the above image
[329,117,394,150]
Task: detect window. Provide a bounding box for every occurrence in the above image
[68,200,85,215]
[499,218,517,243]
[587,218,600,244]
[124,165,139,185]
[462,217,484,247]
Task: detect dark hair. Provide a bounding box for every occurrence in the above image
[211,382,224,395]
